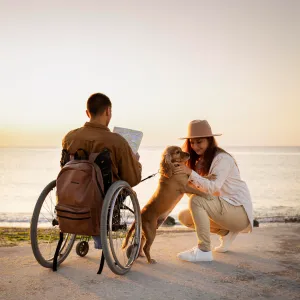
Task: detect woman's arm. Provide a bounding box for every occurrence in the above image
[174,154,234,195]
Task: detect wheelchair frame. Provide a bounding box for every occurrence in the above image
[30,180,142,275]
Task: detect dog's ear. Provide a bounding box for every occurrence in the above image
[160,151,173,178]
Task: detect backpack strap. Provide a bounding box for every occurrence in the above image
[89,148,110,164]
[93,149,113,194]
[97,251,105,274]
[60,149,70,167]
[74,149,89,160]
[90,149,113,195]
[89,152,100,163]
[53,232,64,272]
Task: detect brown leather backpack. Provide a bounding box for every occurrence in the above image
[55,152,105,236]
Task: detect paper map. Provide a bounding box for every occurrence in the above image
[113,127,143,154]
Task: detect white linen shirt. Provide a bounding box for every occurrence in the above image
[188,152,253,232]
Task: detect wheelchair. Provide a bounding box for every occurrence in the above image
[30,179,142,275]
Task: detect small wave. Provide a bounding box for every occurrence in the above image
[255,215,300,223]
[1,212,300,227]
[0,213,32,223]
[0,213,51,224]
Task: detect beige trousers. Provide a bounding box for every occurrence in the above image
[178,194,249,251]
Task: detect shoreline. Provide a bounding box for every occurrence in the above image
[0,214,300,230]
[1,213,299,226]
[1,222,300,248]
[0,226,196,247]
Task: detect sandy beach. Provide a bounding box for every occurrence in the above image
[0,224,299,300]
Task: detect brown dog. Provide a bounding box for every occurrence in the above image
[122,146,215,264]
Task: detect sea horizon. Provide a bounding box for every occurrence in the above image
[1,145,300,151]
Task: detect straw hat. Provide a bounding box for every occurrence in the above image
[179,120,222,139]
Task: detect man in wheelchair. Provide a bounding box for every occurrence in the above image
[60,92,142,248]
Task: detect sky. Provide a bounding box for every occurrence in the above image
[0,0,299,147]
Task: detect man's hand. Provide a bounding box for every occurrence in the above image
[173,164,192,176]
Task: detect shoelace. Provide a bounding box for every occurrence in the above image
[190,246,199,254]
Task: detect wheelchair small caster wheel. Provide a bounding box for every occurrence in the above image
[76,241,89,257]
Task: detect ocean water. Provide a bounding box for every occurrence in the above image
[0,146,300,227]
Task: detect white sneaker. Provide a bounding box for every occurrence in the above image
[214,232,238,253]
[177,246,213,262]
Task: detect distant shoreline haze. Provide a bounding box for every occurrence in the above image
[0,146,300,151]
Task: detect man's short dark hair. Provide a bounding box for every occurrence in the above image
[87,93,111,117]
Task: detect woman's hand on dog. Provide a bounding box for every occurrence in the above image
[173,165,217,181]
[204,173,217,180]
[173,164,192,176]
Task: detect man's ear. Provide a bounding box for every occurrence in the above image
[86,110,91,119]
[105,107,111,117]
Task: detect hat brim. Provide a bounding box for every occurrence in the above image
[178,133,222,140]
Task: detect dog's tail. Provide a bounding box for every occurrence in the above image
[122,221,136,249]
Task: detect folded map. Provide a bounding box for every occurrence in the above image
[113,126,143,154]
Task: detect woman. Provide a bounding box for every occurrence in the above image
[174,120,253,262]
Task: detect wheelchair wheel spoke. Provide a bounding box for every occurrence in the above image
[101,182,141,274]
[39,211,54,224]
[30,180,76,268]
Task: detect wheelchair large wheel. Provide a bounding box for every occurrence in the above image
[100,181,141,275]
[30,180,76,268]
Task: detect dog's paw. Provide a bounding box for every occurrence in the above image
[148,259,157,264]
[139,252,145,257]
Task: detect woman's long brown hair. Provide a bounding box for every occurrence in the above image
[182,137,228,176]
